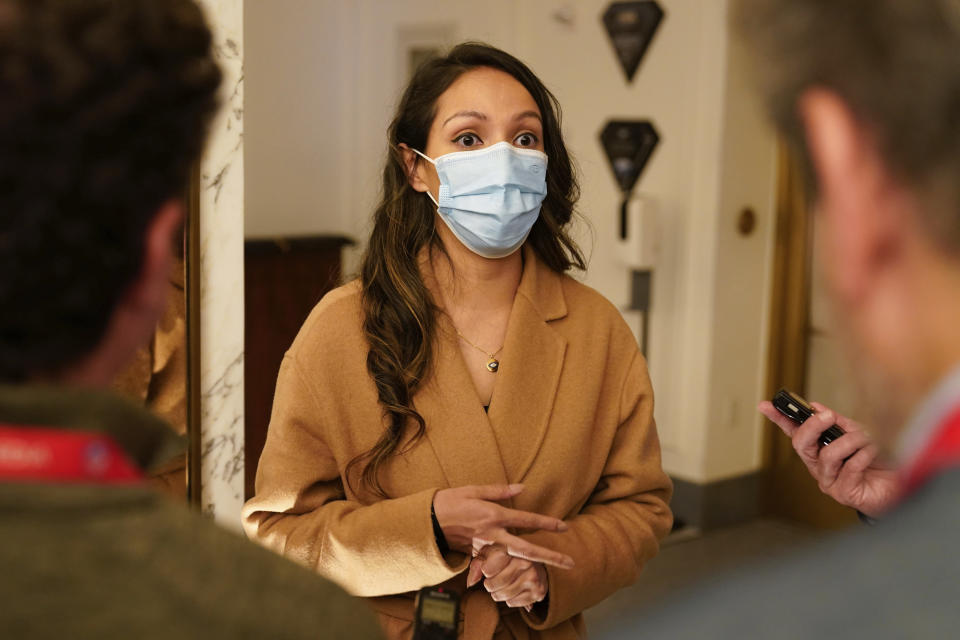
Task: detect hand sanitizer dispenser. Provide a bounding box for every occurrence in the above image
[616,194,659,269]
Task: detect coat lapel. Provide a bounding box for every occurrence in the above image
[414,262,512,490]
[487,246,568,483]
[413,246,568,489]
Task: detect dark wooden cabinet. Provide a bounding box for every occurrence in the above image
[244,235,353,500]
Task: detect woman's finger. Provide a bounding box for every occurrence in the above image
[484,558,529,593]
[468,544,508,587]
[467,557,484,588]
[464,483,525,501]
[506,591,540,609]
[493,532,574,569]
[489,576,531,603]
[497,506,568,532]
[479,547,512,580]
[499,567,546,608]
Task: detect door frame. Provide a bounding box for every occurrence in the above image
[762,143,857,528]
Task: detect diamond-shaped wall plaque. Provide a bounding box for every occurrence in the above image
[602,1,664,83]
[600,120,660,238]
[600,120,660,197]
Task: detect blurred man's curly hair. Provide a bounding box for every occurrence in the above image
[0,0,221,381]
[735,0,960,250]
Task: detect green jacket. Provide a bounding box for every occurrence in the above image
[0,385,383,639]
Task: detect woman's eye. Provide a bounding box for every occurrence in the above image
[515,133,538,147]
[454,133,481,148]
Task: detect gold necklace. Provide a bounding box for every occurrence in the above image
[455,329,504,373]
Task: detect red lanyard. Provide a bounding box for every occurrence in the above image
[902,405,960,495]
[0,424,143,485]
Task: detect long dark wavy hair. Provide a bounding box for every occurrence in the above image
[350,42,585,496]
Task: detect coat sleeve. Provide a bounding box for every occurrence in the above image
[241,355,470,597]
[520,349,673,629]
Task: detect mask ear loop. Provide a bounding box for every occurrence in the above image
[410,147,436,165]
[409,147,440,208]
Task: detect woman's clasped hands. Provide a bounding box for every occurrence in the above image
[432,483,573,610]
[468,544,548,612]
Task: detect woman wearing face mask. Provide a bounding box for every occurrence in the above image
[242,43,672,640]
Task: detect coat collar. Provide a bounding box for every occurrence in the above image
[414,244,569,488]
[0,383,183,471]
[514,244,568,323]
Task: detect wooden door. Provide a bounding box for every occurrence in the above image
[762,145,858,529]
[244,236,353,500]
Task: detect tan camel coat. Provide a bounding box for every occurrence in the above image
[242,246,673,640]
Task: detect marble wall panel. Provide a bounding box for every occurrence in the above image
[197,0,245,531]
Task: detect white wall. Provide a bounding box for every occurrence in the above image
[244,0,351,239]
[699,31,778,480]
[244,0,778,485]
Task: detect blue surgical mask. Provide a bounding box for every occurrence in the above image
[412,141,548,259]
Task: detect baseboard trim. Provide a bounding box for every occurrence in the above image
[670,472,763,531]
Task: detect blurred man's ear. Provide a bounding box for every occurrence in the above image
[62,200,183,386]
[800,89,900,306]
[126,200,183,322]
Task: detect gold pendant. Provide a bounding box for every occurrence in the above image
[486,358,500,373]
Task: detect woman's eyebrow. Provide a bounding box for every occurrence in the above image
[442,110,487,126]
[514,110,542,122]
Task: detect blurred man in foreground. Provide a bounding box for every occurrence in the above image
[603,1,960,637]
[0,1,380,637]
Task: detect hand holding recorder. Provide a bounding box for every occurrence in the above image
[760,390,900,518]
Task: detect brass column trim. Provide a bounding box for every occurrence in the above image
[186,165,203,507]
